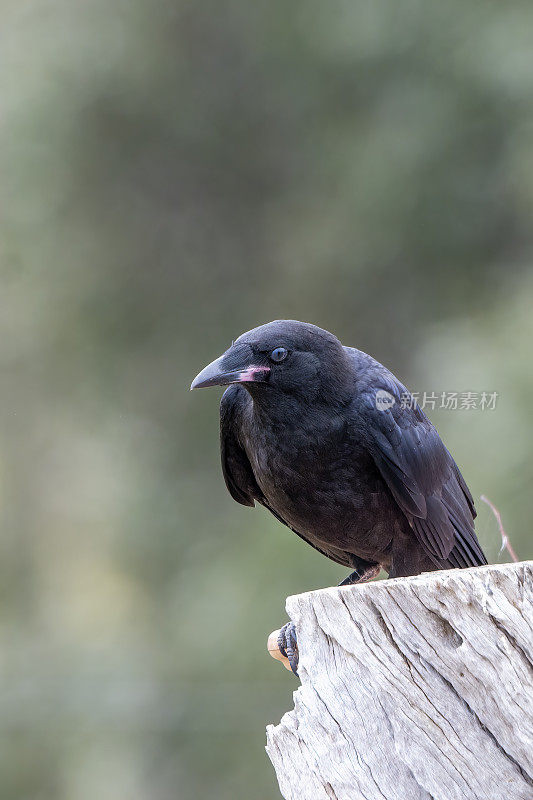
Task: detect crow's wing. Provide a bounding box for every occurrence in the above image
[220,385,353,568]
[357,372,486,568]
[220,385,258,507]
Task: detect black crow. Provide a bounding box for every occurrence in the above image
[191,320,487,673]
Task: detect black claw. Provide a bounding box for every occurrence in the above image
[277,621,299,675]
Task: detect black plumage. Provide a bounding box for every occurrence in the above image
[192,320,487,582]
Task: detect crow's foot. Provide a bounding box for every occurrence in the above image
[339,562,381,586]
[277,621,299,676]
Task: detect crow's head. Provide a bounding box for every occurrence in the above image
[191,320,351,402]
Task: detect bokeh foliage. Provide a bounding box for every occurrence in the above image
[1,1,532,798]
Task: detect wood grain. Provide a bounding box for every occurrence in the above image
[266,561,533,800]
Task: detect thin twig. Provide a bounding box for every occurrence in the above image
[480,494,519,563]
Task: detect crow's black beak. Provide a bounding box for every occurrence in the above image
[190,354,270,390]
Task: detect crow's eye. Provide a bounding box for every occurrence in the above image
[270,347,288,363]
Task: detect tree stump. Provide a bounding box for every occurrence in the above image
[266,561,533,800]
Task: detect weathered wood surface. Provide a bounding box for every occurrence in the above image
[266,561,533,800]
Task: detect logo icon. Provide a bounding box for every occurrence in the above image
[375,389,395,411]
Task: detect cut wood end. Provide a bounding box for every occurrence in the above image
[266,562,533,800]
[267,629,293,672]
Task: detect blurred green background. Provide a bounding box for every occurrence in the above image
[1,1,532,798]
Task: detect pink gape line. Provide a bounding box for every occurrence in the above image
[238,366,271,382]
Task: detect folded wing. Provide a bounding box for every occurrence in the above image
[358,376,486,568]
